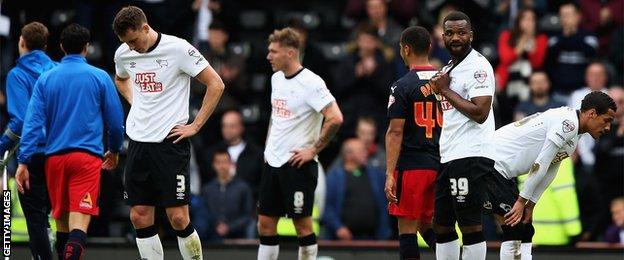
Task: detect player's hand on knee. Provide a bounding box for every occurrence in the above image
[102,151,119,170]
[504,199,526,226]
[384,175,397,203]
[289,147,315,168]
[167,124,200,143]
[15,163,30,194]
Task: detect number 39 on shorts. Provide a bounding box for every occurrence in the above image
[449,177,468,196]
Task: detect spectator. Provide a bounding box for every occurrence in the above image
[495,8,548,100]
[351,0,404,47]
[609,26,623,85]
[334,24,394,140]
[204,110,263,199]
[345,0,419,26]
[322,138,390,240]
[545,2,598,100]
[595,86,624,235]
[604,197,624,244]
[514,71,565,121]
[580,0,624,56]
[199,149,253,240]
[355,117,386,171]
[568,61,609,169]
[196,20,248,112]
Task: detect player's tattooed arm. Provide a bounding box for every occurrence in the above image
[290,101,342,168]
[314,101,343,153]
[114,75,133,105]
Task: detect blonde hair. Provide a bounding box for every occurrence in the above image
[268,27,301,50]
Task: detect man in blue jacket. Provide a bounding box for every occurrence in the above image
[0,21,56,260]
[322,138,391,240]
[15,23,124,260]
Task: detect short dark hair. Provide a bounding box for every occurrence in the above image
[209,19,227,32]
[113,6,148,36]
[400,26,431,55]
[60,23,90,55]
[21,22,49,51]
[581,91,617,115]
[213,147,231,161]
[443,11,472,30]
[356,23,379,39]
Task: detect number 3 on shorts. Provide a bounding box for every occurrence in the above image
[176,174,185,193]
[449,177,468,196]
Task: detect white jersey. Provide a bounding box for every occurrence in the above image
[493,107,581,179]
[114,33,209,142]
[264,68,335,167]
[439,49,496,163]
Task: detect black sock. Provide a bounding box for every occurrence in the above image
[298,233,317,247]
[64,229,87,260]
[174,223,195,238]
[399,234,420,260]
[421,228,436,251]
[56,231,69,260]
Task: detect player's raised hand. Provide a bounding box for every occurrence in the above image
[15,164,30,194]
[167,124,200,143]
[289,147,316,168]
[102,151,119,170]
[430,73,451,94]
[384,175,397,204]
[505,198,527,226]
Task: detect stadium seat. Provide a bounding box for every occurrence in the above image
[240,10,268,30]
[318,42,349,61]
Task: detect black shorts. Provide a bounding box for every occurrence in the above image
[484,170,519,216]
[123,138,190,207]
[258,161,318,218]
[434,157,494,227]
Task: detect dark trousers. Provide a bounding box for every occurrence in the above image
[17,153,52,260]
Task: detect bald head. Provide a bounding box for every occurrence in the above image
[585,62,608,91]
[221,111,244,144]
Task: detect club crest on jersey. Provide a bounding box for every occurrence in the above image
[474,70,487,83]
[156,59,168,67]
[562,119,575,133]
[135,72,163,92]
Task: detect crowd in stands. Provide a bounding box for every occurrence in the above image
[0,0,622,245]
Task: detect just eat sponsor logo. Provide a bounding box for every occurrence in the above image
[135,72,163,93]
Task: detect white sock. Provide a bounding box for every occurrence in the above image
[500,240,521,260]
[258,244,279,260]
[436,239,460,260]
[520,243,532,260]
[462,241,486,260]
[177,230,203,260]
[136,234,164,260]
[298,244,318,260]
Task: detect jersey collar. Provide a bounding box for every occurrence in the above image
[285,67,305,79]
[145,32,162,53]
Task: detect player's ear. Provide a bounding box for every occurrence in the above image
[142,23,149,33]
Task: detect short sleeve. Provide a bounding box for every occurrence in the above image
[387,82,408,119]
[114,50,129,78]
[546,117,577,148]
[466,64,495,99]
[305,77,335,112]
[178,40,209,77]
